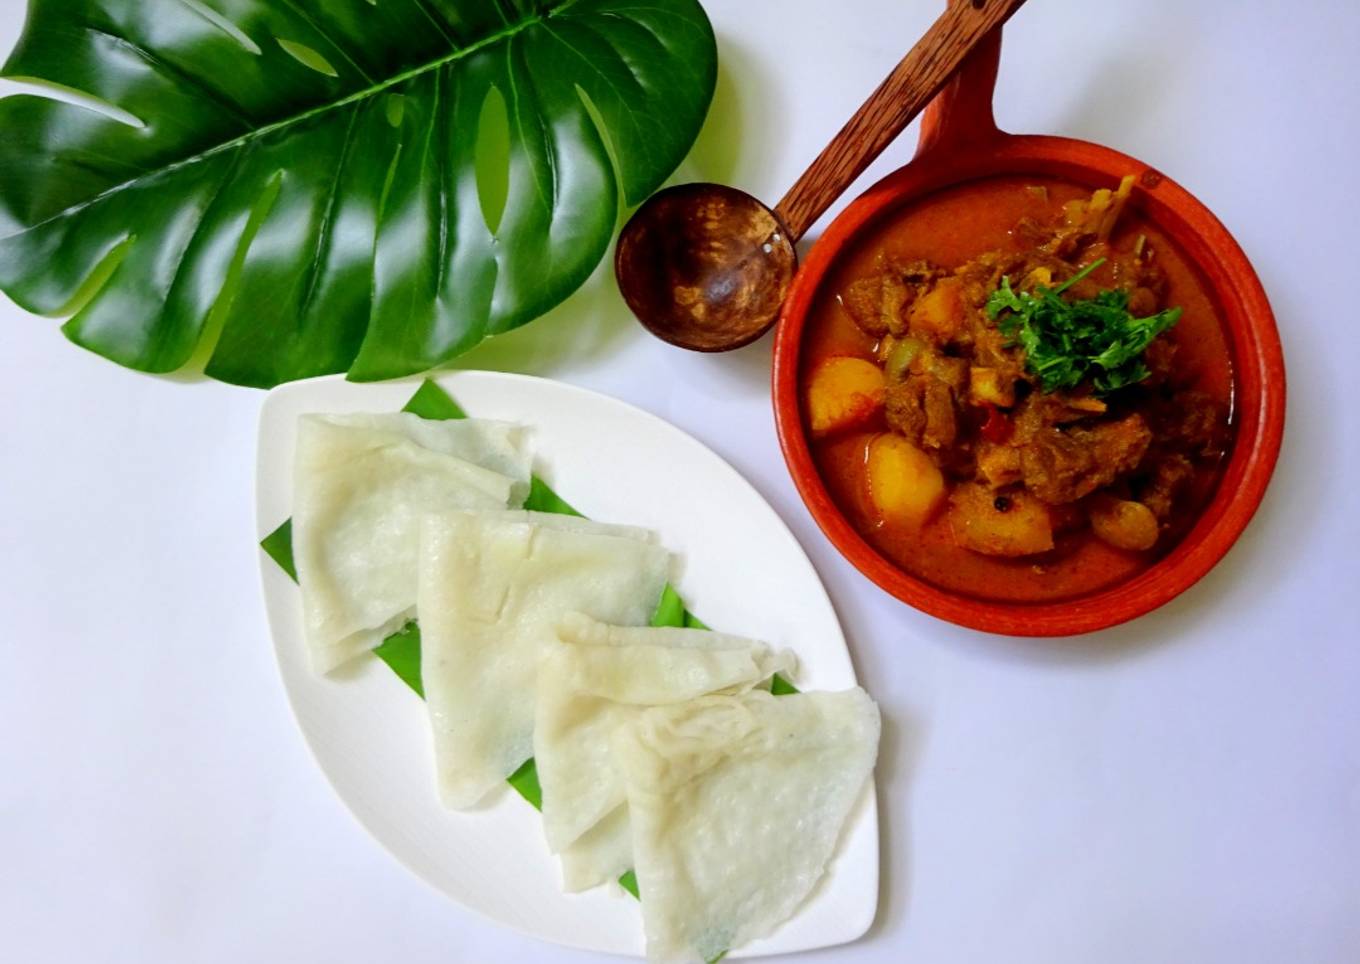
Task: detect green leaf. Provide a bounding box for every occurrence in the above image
[1049,256,1106,295]
[507,757,543,811]
[0,0,717,387]
[372,621,424,698]
[651,582,712,630]
[260,518,296,581]
[618,869,640,899]
[402,379,468,420]
[650,584,688,628]
[987,262,1182,397]
[523,476,583,517]
[684,610,711,631]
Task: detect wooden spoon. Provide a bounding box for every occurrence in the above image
[615,0,1030,352]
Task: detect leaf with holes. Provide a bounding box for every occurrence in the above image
[0,0,717,387]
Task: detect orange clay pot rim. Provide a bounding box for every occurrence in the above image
[771,130,1286,637]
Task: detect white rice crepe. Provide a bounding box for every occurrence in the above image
[292,413,532,675]
[615,689,880,964]
[418,512,672,809]
[537,613,795,891]
[558,804,634,894]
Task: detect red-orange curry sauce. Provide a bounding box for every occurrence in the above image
[801,176,1235,603]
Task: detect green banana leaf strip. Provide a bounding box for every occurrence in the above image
[524,476,585,517]
[371,621,425,698]
[0,0,717,387]
[402,379,467,420]
[260,518,296,581]
[506,758,544,812]
[260,379,795,915]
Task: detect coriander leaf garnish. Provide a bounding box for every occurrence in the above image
[986,258,1182,396]
[1050,257,1107,295]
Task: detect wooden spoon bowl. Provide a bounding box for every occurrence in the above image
[615,184,796,352]
[771,31,1286,637]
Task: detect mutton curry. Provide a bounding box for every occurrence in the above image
[801,175,1234,603]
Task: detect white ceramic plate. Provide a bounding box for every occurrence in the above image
[255,371,878,958]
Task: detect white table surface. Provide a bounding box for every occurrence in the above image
[2,1,1357,962]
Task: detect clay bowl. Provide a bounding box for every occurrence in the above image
[771,32,1286,637]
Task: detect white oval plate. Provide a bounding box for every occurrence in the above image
[255,371,878,958]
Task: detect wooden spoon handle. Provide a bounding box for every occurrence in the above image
[915,23,1005,158]
[772,0,1028,241]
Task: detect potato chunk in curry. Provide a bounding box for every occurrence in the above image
[866,435,946,528]
[907,277,966,341]
[948,484,1054,557]
[806,357,885,438]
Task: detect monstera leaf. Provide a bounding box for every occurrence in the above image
[0,0,716,387]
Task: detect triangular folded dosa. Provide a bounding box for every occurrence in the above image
[292,413,531,674]
[614,689,879,963]
[536,613,794,891]
[418,512,671,809]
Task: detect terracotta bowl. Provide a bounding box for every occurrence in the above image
[771,32,1286,637]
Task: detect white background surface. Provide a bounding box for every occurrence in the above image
[2,1,1357,962]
